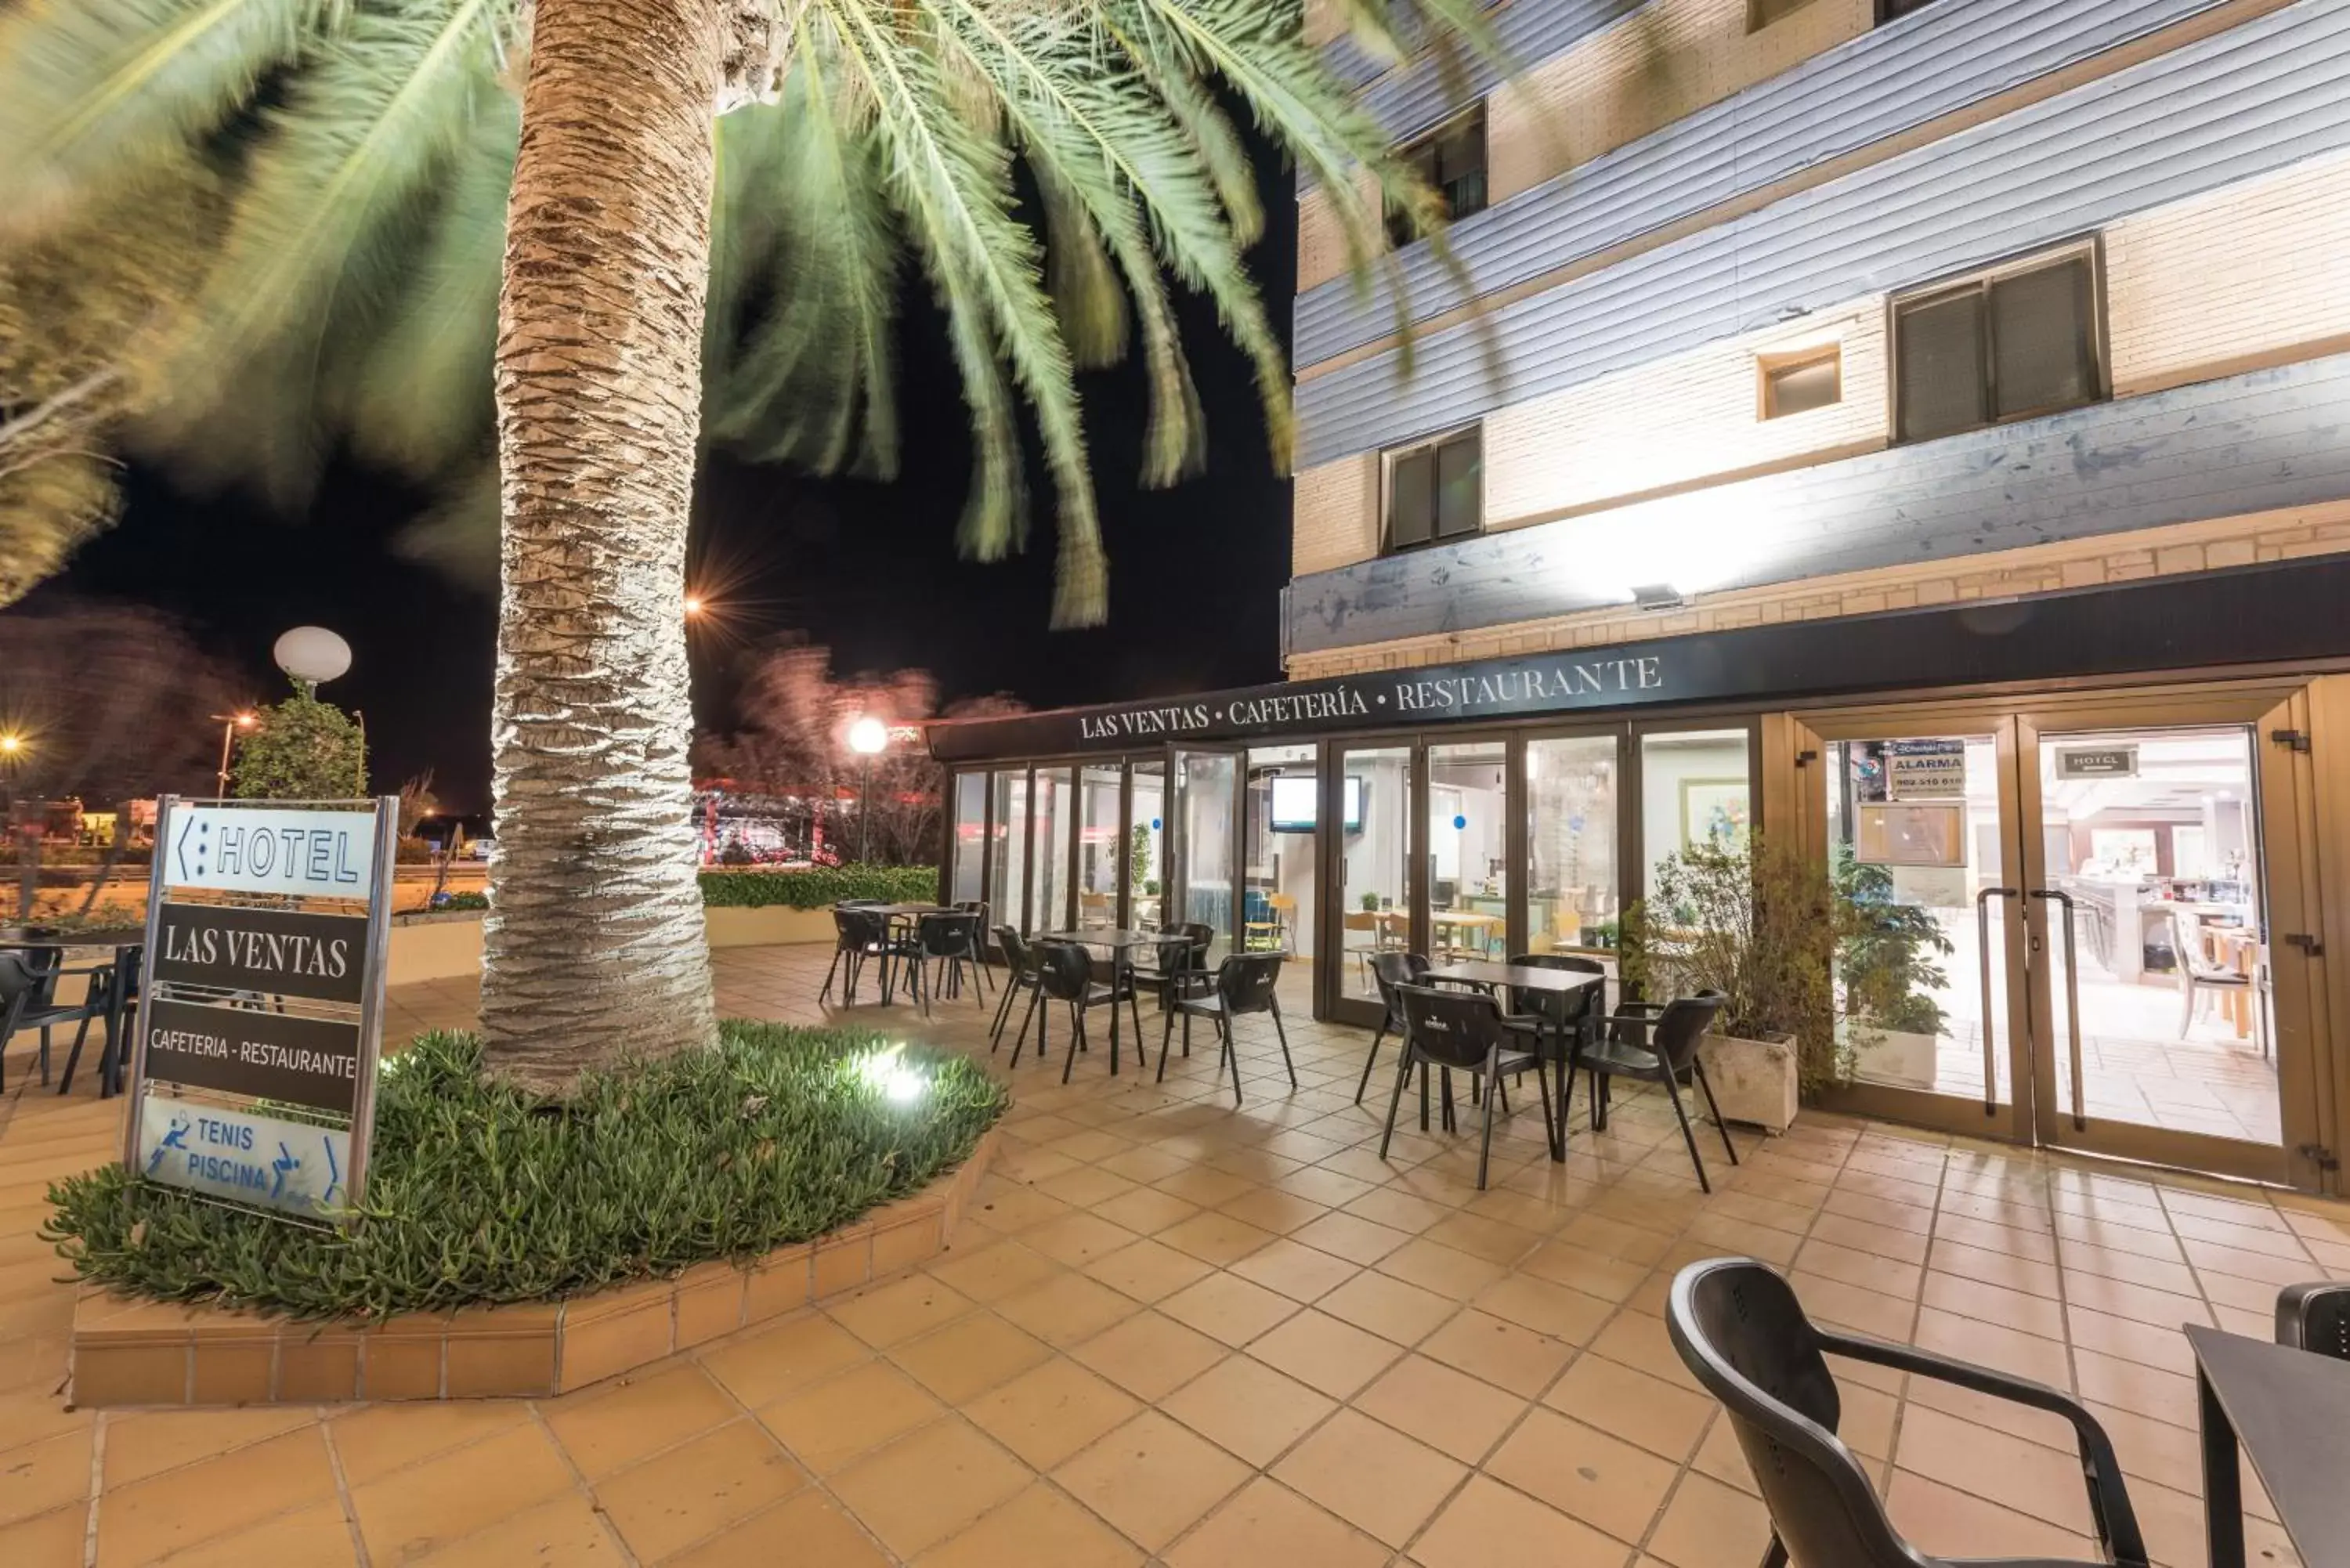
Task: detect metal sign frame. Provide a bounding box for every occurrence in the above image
[121,794,400,1227]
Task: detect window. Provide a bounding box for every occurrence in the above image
[1759,345,1842,419]
[1878,0,1945,20]
[1383,426,1481,551]
[1749,0,1819,29]
[1893,245,2103,444]
[1386,106,1487,248]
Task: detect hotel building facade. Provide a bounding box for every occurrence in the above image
[929,0,2350,1194]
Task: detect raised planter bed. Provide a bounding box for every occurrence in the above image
[67,1128,1000,1406]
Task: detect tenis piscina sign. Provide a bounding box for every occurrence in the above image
[121,797,398,1226]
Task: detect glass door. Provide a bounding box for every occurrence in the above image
[2018,702,2323,1186]
[1429,739,1511,962]
[1326,743,1415,1026]
[1810,723,2030,1140]
[1805,691,2326,1187]
[1168,746,1244,959]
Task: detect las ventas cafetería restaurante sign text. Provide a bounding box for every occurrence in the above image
[1075,655,1668,743]
[122,798,398,1225]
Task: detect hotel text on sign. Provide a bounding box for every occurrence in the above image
[168,806,377,897]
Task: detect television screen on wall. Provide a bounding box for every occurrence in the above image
[1270,776,1317,832]
[1270,777,1365,831]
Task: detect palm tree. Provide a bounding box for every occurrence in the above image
[0,0,1487,1091]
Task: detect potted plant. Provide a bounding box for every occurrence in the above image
[1360,891,1381,913]
[1620,836,1945,1133]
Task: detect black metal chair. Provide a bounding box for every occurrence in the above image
[1353,949,1431,1104]
[58,944,138,1096]
[2276,1281,2350,1360]
[1014,939,1128,1082]
[1571,992,1737,1192]
[0,948,114,1093]
[1129,922,1214,1012]
[1380,983,1555,1190]
[953,901,996,988]
[989,925,1041,1048]
[1158,951,1295,1107]
[906,912,989,1016]
[1668,1256,2149,1568]
[819,906,891,1005]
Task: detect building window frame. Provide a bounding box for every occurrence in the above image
[1748,0,1824,31]
[1386,104,1488,250]
[1886,237,2109,447]
[1381,424,1484,555]
[1756,343,1844,421]
[1875,0,1947,23]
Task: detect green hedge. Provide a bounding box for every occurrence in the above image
[698,864,938,909]
[44,1023,1003,1320]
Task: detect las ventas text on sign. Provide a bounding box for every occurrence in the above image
[150,903,367,1006]
[141,997,365,1115]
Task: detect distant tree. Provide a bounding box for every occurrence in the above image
[693,638,1025,866]
[0,598,246,917]
[233,687,368,801]
[397,770,443,838]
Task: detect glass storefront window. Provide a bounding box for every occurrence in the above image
[1640,729,1752,902]
[1429,741,1508,961]
[1176,750,1238,957]
[1527,737,1618,954]
[1033,766,1075,934]
[1338,746,1412,1004]
[990,769,1029,934]
[949,771,986,908]
[1248,744,1317,959]
[1077,763,1123,929]
[1131,761,1166,930]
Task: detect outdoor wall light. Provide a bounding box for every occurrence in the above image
[847,716,889,755]
[1629,583,1687,611]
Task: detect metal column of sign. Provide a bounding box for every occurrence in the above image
[119,794,397,1227]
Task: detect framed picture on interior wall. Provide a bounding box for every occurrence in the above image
[1680,779,1751,854]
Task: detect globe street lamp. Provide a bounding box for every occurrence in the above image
[847,717,889,865]
[272,626,363,794]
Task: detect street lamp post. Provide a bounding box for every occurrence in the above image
[847,717,889,865]
[210,711,258,797]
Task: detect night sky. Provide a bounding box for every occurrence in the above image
[25,141,1299,817]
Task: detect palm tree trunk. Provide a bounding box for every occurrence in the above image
[482,0,728,1093]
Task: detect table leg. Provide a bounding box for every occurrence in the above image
[2200,1367,2246,1568]
[1109,956,1123,1076]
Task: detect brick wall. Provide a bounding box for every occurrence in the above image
[1292,451,1383,576]
[2107,145,2350,397]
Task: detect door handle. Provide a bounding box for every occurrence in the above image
[1976,888,2019,1115]
[2030,889,2086,1131]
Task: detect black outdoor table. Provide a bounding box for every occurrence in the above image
[1033,929,1167,1075]
[1,939,141,1099]
[2188,1321,2350,1568]
[1421,961,1604,1162]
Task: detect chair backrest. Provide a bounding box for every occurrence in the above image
[993,923,1034,974]
[0,950,46,1007]
[1668,1258,1918,1568]
[2278,1281,2350,1360]
[1367,950,1430,1013]
[918,912,979,957]
[1035,940,1094,1001]
[1175,923,1216,972]
[1646,993,1726,1072]
[1395,983,1512,1072]
[1214,952,1285,1015]
[833,907,885,947]
[1505,952,1607,1024]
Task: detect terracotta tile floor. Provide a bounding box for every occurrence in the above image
[4,943,2346,1566]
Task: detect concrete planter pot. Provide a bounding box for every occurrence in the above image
[1697,1031,1799,1135]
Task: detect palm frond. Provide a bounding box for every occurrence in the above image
[345,81,519,476]
[704,52,902,480]
[0,0,332,236]
[826,0,1110,624]
[163,0,513,406]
